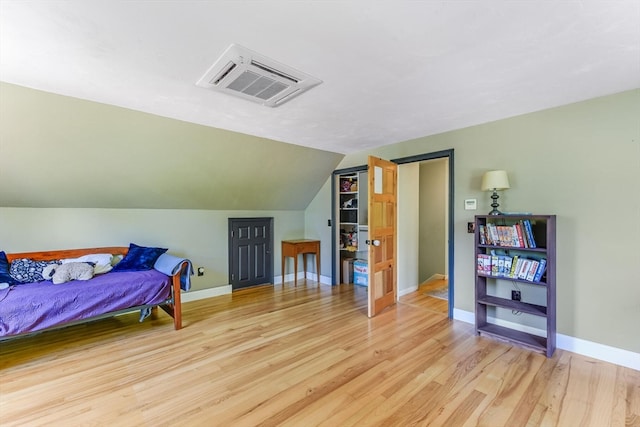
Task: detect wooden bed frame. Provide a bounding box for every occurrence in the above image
[5,246,184,331]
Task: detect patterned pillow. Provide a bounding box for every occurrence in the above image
[112,243,167,272]
[9,258,60,283]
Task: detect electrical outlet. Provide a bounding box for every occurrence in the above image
[511,290,521,301]
[197,267,205,277]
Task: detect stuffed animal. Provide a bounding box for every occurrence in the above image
[42,262,94,284]
[342,198,357,209]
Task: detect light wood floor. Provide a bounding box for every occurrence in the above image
[1,281,638,426]
[401,278,449,315]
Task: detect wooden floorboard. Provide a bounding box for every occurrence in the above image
[0,280,638,426]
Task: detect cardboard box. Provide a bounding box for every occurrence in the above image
[342,259,354,284]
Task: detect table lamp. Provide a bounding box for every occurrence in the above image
[481,170,510,215]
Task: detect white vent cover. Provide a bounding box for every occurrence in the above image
[196,44,322,107]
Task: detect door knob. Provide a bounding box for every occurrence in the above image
[365,239,381,246]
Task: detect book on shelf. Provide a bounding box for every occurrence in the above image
[488,224,499,245]
[497,256,505,277]
[525,260,540,281]
[509,255,519,277]
[478,225,487,245]
[491,254,499,276]
[496,225,504,246]
[517,259,531,280]
[482,254,491,275]
[509,225,519,247]
[523,219,537,248]
[476,253,547,283]
[514,223,526,248]
[500,226,509,246]
[512,257,522,277]
[503,256,512,278]
[533,258,547,282]
[501,226,514,246]
[477,254,488,274]
[516,221,524,247]
[481,221,540,249]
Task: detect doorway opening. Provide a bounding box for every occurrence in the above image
[393,149,454,318]
[331,149,454,318]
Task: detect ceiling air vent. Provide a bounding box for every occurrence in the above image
[196,44,322,107]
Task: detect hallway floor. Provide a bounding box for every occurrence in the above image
[399,278,448,315]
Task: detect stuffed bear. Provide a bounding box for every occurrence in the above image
[41,262,94,284]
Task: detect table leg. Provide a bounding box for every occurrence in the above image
[316,249,320,283]
[282,255,285,286]
[293,254,298,286]
[303,253,308,282]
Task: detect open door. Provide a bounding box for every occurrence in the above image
[367,156,398,317]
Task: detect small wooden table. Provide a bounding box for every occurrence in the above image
[281,239,320,286]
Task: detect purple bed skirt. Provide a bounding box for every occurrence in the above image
[0,270,171,338]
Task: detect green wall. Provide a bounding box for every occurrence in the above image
[419,158,448,282]
[0,82,343,210]
[306,89,640,353]
[0,82,343,292]
[0,207,307,292]
[1,80,638,354]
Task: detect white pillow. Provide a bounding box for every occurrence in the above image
[92,264,113,275]
[61,253,114,275]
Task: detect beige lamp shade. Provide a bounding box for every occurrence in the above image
[481,170,510,191]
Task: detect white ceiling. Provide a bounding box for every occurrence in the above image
[1,1,638,154]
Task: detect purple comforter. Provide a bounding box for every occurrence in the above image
[0,270,171,337]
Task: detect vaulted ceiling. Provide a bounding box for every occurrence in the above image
[2,1,639,154]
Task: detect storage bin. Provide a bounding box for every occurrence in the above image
[353,260,368,286]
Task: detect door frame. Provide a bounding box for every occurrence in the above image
[228,217,274,289]
[331,149,455,318]
[392,149,454,318]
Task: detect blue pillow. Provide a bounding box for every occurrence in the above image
[0,251,17,285]
[112,243,168,272]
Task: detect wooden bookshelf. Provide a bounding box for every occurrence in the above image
[475,214,556,357]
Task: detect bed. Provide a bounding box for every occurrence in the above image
[0,246,190,339]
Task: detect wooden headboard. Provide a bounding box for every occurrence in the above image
[5,247,129,262]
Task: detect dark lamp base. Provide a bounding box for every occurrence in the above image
[488,190,503,215]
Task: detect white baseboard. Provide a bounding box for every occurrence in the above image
[453,308,475,324]
[181,285,232,302]
[453,309,640,371]
[555,335,640,371]
[275,272,306,284]
[273,273,332,286]
[184,273,331,302]
[422,273,446,285]
[304,272,332,286]
[275,272,299,284]
[398,285,418,297]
